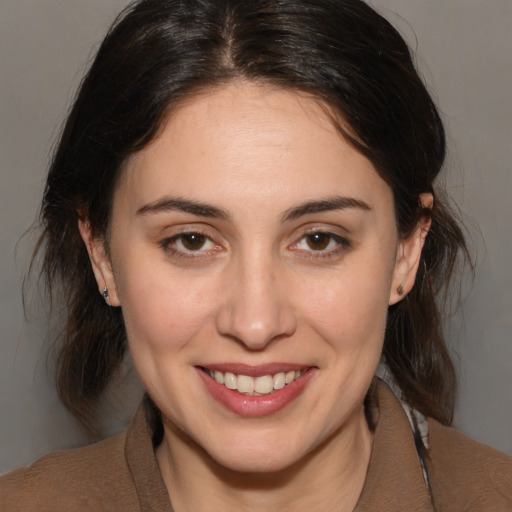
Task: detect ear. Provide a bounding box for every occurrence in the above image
[78,218,121,307]
[389,193,433,305]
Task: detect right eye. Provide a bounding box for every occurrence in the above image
[162,231,219,256]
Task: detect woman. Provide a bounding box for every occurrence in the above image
[1,0,511,510]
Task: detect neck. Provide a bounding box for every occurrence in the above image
[155,408,373,512]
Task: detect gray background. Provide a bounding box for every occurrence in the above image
[1,0,510,474]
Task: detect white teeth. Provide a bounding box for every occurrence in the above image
[224,372,237,390]
[285,370,296,384]
[237,374,255,393]
[255,375,274,394]
[207,368,308,395]
[273,372,286,390]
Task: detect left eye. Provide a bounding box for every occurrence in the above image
[294,232,343,252]
[170,232,216,252]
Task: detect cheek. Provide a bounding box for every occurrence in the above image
[115,257,220,354]
[296,256,394,353]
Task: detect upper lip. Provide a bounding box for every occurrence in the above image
[198,363,313,377]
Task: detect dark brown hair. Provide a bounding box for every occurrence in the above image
[37,0,468,427]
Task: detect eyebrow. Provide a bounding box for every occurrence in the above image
[136,195,370,222]
[282,196,371,222]
[136,197,230,220]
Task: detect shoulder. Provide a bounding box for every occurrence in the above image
[0,432,140,512]
[427,417,512,510]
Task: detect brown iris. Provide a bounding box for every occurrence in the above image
[181,233,207,250]
[305,233,331,250]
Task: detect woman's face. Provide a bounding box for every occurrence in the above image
[89,82,422,473]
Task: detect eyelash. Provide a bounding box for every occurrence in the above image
[290,229,351,260]
[160,230,220,259]
[159,228,351,261]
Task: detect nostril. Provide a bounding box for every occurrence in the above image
[214,270,297,349]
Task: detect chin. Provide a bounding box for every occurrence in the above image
[199,427,317,475]
[209,445,302,474]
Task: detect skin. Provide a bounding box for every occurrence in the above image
[80,82,431,511]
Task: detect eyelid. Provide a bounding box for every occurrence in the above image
[160,227,224,257]
[288,226,351,257]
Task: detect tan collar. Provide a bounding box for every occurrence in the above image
[355,381,434,511]
[125,381,434,511]
[125,401,174,511]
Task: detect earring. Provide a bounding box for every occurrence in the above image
[397,284,405,296]
[102,287,111,305]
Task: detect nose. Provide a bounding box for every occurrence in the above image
[215,254,297,350]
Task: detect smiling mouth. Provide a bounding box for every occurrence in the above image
[200,367,310,396]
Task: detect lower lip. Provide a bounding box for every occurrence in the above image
[197,368,317,417]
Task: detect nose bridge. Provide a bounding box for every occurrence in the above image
[216,246,296,349]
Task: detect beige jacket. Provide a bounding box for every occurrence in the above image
[2,381,511,511]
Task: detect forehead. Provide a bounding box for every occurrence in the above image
[116,82,393,219]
